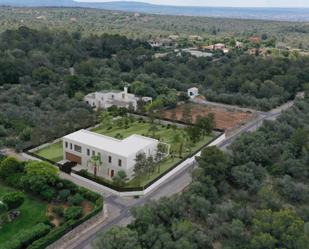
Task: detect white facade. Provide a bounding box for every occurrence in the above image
[62,130,158,180]
[84,87,152,111]
[188,87,198,97]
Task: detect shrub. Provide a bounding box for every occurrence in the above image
[0,156,21,179]
[0,202,8,214]
[52,206,64,217]
[61,179,78,193]
[64,206,83,220]
[5,172,23,188]
[68,193,84,206]
[56,182,63,190]
[0,222,51,249]
[35,215,51,225]
[297,205,309,222]
[79,169,88,176]
[3,191,25,210]
[40,188,56,202]
[59,189,70,201]
[1,213,10,223]
[278,175,309,202]
[48,215,54,221]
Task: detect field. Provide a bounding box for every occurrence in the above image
[165,103,256,130]
[0,181,49,244]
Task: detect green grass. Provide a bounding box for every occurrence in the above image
[33,142,63,162]
[0,181,50,245]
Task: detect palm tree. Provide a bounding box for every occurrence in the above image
[112,171,129,187]
[172,133,181,162]
[179,131,189,157]
[149,125,159,136]
[99,111,113,135]
[87,155,103,179]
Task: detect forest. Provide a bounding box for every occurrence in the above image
[92,98,309,248]
[1,6,309,49]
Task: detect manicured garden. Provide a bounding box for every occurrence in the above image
[0,156,104,248]
[0,181,49,244]
[33,142,63,162]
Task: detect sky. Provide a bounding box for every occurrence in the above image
[74,0,309,8]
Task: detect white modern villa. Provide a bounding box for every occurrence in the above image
[84,87,152,110]
[62,130,159,180]
[188,87,198,98]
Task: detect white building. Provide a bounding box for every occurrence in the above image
[63,130,159,180]
[84,87,152,110]
[188,87,198,98]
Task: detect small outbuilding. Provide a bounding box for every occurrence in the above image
[188,87,198,98]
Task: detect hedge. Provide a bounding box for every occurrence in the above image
[27,220,76,249]
[1,223,51,249]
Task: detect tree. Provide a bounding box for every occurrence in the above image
[128,115,136,125]
[25,161,60,185]
[255,48,259,57]
[77,109,89,129]
[32,66,56,84]
[181,104,192,127]
[68,120,75,134]
[89,114,96,129]
[74,92,85,101]
[172,133,181,162]
[118,107,128,120]
[66,75,86,98]
[96,107,105,129]
[171,108,177,124]
[148,115,156,124]
[195,146,227,184]
[112,171,129,187]
[251,209,309,249]
[128,102,135,113]
[186,125,201,145]
[229,38,236,47]
[55,119,65,145]
[197,117,212,140]
[155,143,167,174]
[3,191,25,211]
[179,132,189,157]
[290,128,309,153]
[137,99,146,119]
[156,102,165,124]
[149,125,159,136]
[45,128,54,149]
[145,155,156,179]
[108,105,119,117]
[0,156,20,179]
[91,225,141,249]
[88,154,103,179]
[99,111,113,135]
[31,126,44,153]
[132,150,147,187]
[208,112,216,128]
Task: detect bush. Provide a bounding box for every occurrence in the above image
[56,182,63,190]
[0,156,21,179]
[0,202,8,214]
[297,205,309,222]
[1,213,10,223]
[68,193,84,206]
[5,172,23,188]
[3,191,25,210]
[79,169,88,176]
[59,189,70,201]
[278,175,309,202]
[61,179,77,194]
[35,215,51,225]
[40,188,56,203]
[0,222,51,249]
[52,206,64,217]
[64,206,83,220]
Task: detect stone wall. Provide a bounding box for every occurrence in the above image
[46,205,108,249]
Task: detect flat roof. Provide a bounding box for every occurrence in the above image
[64,130,157,157]
[98,89,123,93]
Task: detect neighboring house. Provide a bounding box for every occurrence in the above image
[300,52,309,56]
[148,39,171,47]
[204,45,214,51]
[134,13,140,17]
[296,91,305,98]
[249,48,267,55]
[249,37,261,42]
[84,87,152,110]
[188,87,198,98]
[223,48,229,53]
[177,51,211,57]
[236,41,243,47]
[189,35,203,41]
[215,43,225,49]
[276,42,287,49]
[63,130,160,180]
[70,18,77,22]
[168,35,179,40]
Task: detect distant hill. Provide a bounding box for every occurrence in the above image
[3,0,309,21]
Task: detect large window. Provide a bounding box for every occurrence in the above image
[108,156,112,163]
[87,149,90,156]
[92,150,95,156]
[118,159,122,167]
[74,145,82,153]
[70,143,72,150]
[65,142,68,148]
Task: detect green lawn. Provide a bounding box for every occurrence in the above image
[33,142,63,162]
[0,181,50,245]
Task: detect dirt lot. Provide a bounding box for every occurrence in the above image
[165,103,256,130]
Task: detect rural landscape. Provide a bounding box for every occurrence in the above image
[0,1,309,249]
